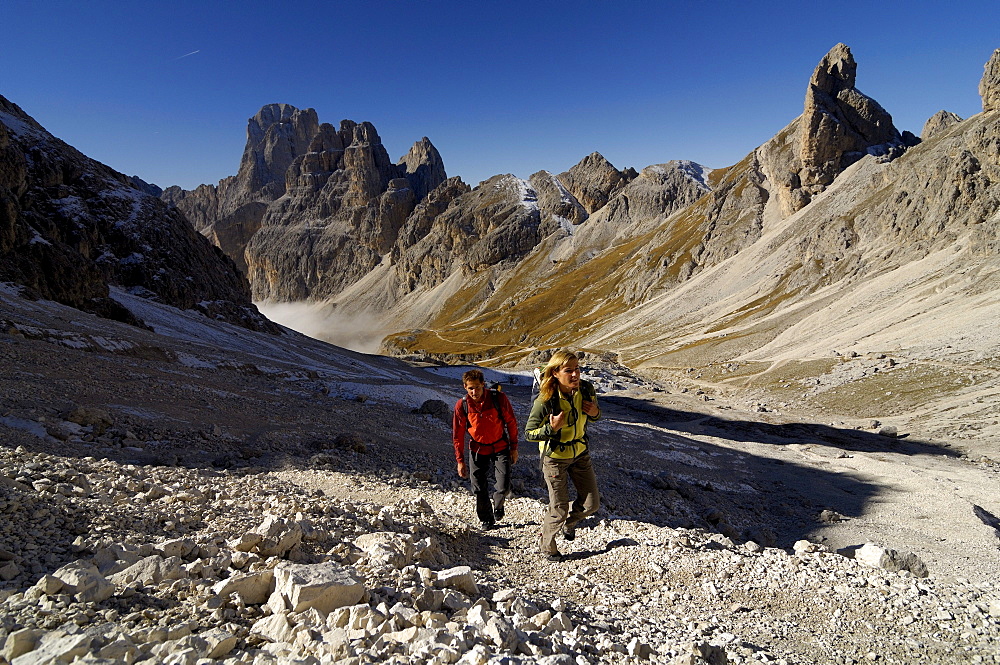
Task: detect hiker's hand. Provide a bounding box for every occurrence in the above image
[550,411,566,431]
[511,448,518,465]
[582,400,599,417]
[457,461,468,479]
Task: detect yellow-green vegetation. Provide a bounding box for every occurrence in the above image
[384,154,774,366]
[388,223,684,361]
[804,363,975,418]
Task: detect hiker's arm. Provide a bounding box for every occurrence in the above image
[583,383,601,420]
[524,399,553,442]
[452,400,467,469]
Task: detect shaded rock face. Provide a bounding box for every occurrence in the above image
[602,161,711,228]
[245,120,445,301]
[165,105,448,301]
[392,174,545,296]
[981,48,1000,112]
[162,105,322,274]
[0,94,275,332]
[793,43,914,211]
[921,110,964,140]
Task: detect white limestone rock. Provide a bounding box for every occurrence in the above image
[51,560,114,603]
[108,555,185,587]
[212,569,275,605]
[157,537,196,559]
[229,532,264,553]
[854,543,929,578]
[254,516,304,557]
[435,566,478,596]
[270,561,364,614]
[2,628,43,662]
[354,531,415,568]
[9,627,94,665]
[250,612,297,644]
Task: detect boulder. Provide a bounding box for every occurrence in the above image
[228,532,264,553]
[854,543,929,578]
[0,560,19,581]
[9,626,95,664]
[435,565,478,596]
[108,555,184,586]
[250,612,297,644]
[51,560,114,603]
[354,532,415,568]
[157,537,196,558]
[211,569,275,605]
[411,399,450,422]
[2,629,43,662]
[198,628,239,659]
[254,515,303,557]
[269,561,365,614]
[65,406,113,435]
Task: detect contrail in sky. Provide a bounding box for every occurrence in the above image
[174,50,200,60]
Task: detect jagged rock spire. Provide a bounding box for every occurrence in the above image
[980,48,1000,112]
[398,137,446,201]
[793,43,907,211]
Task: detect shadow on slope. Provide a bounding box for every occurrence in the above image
[555,393,960,550]
[602,395,959,457]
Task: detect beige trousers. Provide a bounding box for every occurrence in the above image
[540,451,600,554]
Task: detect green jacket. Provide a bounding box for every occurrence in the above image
[525,380,600,459]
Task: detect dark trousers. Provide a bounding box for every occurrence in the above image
[469,447,512,524]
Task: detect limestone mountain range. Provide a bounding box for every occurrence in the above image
[158,43,1000,446]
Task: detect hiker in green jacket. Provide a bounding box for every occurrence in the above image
[525,350,601,562]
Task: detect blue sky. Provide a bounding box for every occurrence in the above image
[5,1,998,190]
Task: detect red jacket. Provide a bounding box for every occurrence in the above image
[453,390,518,463]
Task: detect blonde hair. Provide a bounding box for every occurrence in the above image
[537,349,578,403]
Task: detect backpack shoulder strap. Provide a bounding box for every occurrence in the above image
[489,389,511,443]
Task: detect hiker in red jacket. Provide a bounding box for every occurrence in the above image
[453,369,519,529]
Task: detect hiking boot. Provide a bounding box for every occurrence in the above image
[493,505,505,522]
[562,524,576,541]
[544,552,563,563]
[480,521,496,531]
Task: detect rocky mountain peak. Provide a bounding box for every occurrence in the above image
[558,152,634,214]
[398,137,446,200]
[980,48,1000,112]
[793,43,911,211]
[921,110,964,140]
[242,104,320,196]
[809,42,857,92]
